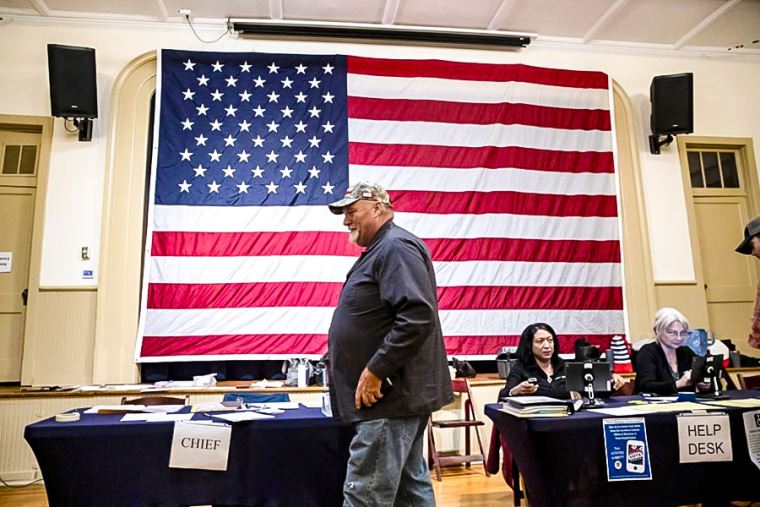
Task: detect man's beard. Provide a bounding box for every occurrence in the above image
[348,229,359,244]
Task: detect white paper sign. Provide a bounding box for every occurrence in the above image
[0,252,11,273]
[169,421,231,471]
[677,413,732,463]
[744,409,760,471]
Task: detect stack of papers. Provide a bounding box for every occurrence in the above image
[499,396,574,417]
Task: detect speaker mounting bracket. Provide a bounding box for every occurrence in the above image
[649,134,674,155]
[72,118,93,142]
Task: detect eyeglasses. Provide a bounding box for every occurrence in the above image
[664,329,689,338]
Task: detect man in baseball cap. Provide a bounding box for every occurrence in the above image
[326,180,453,506]
[736,216,760,349]
[328,181,392,215]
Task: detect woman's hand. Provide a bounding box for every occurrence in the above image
[611,373,628,391]
[509,380,539,396]
[675,370,692,389]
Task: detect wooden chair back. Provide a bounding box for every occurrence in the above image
[738,373,760,390]
[121,395,188,405]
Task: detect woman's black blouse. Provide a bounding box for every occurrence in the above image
[500,359,569,399]
[634,342,695,395]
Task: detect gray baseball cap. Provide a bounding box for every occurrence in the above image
[328,181,392,215]
[735,216,760,254]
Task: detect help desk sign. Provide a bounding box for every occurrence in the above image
[677,414,732,463]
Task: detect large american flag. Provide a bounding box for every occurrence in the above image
[135,49,625,362]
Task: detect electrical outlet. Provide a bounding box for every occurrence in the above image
[178,8,192,16]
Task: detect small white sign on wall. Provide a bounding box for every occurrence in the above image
[169,421,232,471]
[0,252,12,273]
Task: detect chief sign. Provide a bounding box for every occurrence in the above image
[169,421,231,471]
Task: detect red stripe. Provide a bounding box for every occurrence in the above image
[148,282,621,311]
[152,231,362,257]
[443,334,617,355]
[148,282,342,309]
[390,190,618,217]
[426,238,620,263]
[349,142,614,173]
[348,97,611,131]
[140,333,615,357]
[140,334,328,356]
[438,286,622,311]
[152,232,620,263]
[347,57,609,89]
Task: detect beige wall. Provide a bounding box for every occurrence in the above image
[1,20,760,383]
[1,22,758,287]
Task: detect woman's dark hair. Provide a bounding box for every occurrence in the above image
[516,322,563,369]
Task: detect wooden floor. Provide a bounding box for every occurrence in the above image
[0,465,512,507]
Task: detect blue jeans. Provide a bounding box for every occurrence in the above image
[343,415,436,507]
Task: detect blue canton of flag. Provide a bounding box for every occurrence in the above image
[156,50,349,206]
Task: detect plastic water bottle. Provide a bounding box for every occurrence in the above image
[297,360,308,387]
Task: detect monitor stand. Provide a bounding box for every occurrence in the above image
[695,376,729,400]
[582,384,605,408]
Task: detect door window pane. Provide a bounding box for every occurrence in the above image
[702,152,721,188]
[2,145,20,174]
[687,151,703,188]
[19,145,37,175]
[719,152,739,188]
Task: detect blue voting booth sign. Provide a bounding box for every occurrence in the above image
[603,418,652,481]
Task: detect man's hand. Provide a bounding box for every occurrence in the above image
[355,367,383,409]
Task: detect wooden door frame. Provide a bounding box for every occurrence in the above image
[676,136,760,330]
[0,115,54,384]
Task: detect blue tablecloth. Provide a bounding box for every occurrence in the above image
[486,391,760,507]
[25,406,353,507]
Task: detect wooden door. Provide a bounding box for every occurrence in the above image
[687,147,758,356]
[0,130,39,381]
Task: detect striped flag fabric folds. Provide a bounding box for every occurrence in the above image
[136,49,625,362]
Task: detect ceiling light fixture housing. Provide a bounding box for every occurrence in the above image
[230,19,534,49]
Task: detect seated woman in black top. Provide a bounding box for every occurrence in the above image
[635,307,701,395]
[501,323,569,399]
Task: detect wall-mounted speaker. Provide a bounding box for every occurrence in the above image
[47,44,98,119]
[650,73,693,136]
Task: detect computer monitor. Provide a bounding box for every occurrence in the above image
[690,354,726,399]
[565,361,612,407]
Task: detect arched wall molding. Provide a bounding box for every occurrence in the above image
[94,51,156,383]
[612,80,658,340]
[94,56,656,382]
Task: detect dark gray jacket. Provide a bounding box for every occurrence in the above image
[328,221,453,423]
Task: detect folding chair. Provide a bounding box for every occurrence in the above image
[427,378,489,481]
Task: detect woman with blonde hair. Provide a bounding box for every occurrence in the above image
[635,307,698,394]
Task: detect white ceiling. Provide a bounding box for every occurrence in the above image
[1,0,759,57]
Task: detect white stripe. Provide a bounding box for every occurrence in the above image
[440,309,625,336]
[434,261,621,288]
[347,74,610,110]
[396,214,619,241]
[143,307,624,336]
[152,204,342,232]
[348,119,612,152]
[143,307,335,336]
[149,256,620,287]
[349,166,617,196]
[152,205,619,240]
[150,255,355,284]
